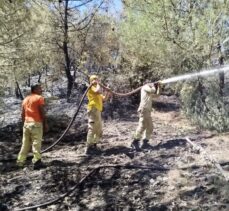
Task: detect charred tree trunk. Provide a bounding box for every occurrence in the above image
[38,71,42,83]
[217,43,224,96]
[63,0,73,101]
[44,65,48,91]
[27,74,31,87]
[197,79,209,112]
[219,55,224,96]
[15,81,24,100]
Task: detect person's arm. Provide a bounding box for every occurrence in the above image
[144,84,156,93]
[21,106,25,123]
[38,97,48,132]
[39,105,48,132]
[90,81,102,94]
[102,90,111,102]
[99,83,111,92]
[154,81,162,95]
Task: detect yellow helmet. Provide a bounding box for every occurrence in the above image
[89,75,98,83]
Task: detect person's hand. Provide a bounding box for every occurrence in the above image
[158,80,163,86]
[91,79,98,86]
[154,80,163,89]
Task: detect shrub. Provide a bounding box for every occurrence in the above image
[180,79,229,132]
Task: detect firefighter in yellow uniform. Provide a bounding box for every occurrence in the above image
[85,75,110,154]
[131,82,162,151]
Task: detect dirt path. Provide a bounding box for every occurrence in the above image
[0,103,229,210]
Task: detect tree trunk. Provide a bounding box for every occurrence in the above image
[27,74,31,87]
[219,56,224,96]
[219,72,224,96]
[38,71,42,83]
[15,81,24,100]
[63,0,73,101]
[218,43,224,96]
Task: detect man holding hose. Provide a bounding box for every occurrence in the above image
[17,84,48,170]
[85,75,111,155]
[131,81,162,151]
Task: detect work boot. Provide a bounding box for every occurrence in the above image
[16,161,25,169]
[131,139,141,151]
[33,160,46,170]
[85,144,95,155]
[85,144,101,155]
[92,144,101,154]
[141,139,151,149]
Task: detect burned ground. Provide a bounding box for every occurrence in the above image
[0,95,229,211]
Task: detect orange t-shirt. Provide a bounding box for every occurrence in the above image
[22,94,45,123]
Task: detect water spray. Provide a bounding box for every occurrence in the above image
[100,65,229,97]
[160,65,229,85]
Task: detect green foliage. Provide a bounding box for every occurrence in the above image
[120,0,229,131]
[180,79,229,132]
[120,0,229,81]
[76,15,120,75]
[0,0,52,94]
[0,0,119,98]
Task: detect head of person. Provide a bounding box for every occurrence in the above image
[31,84,42,95]
[89,75,99,85]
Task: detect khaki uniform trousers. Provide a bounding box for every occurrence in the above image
[86,107,102,145]
[135,109,153,140]
[17,122,43,165]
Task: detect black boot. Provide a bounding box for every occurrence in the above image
[85,144,97,155]
[141,139,151,149]
[33,160,46,170]
[92,144,101,154]
[131,139,141,151]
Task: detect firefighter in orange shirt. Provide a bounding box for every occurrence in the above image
[17,84,48,169]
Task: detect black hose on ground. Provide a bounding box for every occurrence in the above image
[15,164,168,211]
[41,84,91,153]
[1,81,149,162]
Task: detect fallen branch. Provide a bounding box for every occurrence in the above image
[185,137,228,181]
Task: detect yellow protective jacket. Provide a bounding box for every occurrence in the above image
[87,86,104,112]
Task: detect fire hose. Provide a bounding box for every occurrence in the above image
[41,84,92,153]
[3,64,228,161]
[15,164,168,211]
[12,64,229,159]
[1,82,157,162]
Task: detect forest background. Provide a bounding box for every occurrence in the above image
[1,0,229,132]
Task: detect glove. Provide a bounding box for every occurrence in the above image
[154,81,163,94]
[155,80,163,88]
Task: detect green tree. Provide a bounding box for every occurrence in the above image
[47,0,112,100]
[0,0,52,96]
[120,0,229,131]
